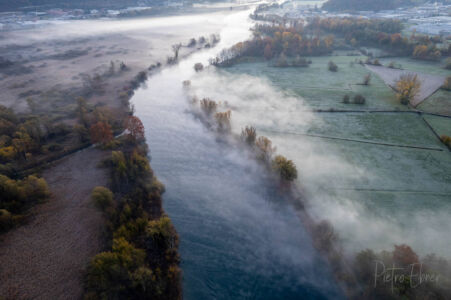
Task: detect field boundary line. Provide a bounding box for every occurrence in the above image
[259,129,444,151]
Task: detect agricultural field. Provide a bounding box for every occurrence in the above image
[190,52,451,257]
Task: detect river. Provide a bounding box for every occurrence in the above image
[131,8,344,300]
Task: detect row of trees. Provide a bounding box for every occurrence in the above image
[191,93,299,183]
[85,127,181,299]
[309,17,448,60]
[240,126,298,182]
[210,24,335,67]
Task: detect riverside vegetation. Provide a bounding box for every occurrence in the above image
[84,122,181,300]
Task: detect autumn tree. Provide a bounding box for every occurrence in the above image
[90,121,113,145]
[214,111,231,133]
[393,244,419,267]
[271,155,298,181]
[240,126,257,146]
[199,98,217,117]
[255,136,276,163]
[124,116,145,141]
[395,74,421,105]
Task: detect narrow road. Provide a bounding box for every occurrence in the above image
[0,148,108,299]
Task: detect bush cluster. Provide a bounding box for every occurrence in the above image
[0,104,71,167]
[0,174,50,232]
[342,94,366,105]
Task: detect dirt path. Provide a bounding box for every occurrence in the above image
[0,148,108,300]
[365,64,446,107]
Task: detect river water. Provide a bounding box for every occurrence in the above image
[131,9,343,300]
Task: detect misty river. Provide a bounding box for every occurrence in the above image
[130,9,344,300]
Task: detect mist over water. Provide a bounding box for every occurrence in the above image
[130,9,344,300]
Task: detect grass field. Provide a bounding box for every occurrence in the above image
[226,55,407,110]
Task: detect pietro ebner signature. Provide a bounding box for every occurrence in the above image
[374,261,440,292]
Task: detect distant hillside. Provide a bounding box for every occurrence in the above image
[322,0,424,11]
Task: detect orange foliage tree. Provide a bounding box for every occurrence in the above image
[90,121,113,144]
[124,116,145,141]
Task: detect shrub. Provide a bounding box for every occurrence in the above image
[271,155,298,181]
[22,175,50,202]
[0,174,49,231]
[240,126,256,146]
[92,186,114,211]
[194,63,204,72]
[328,60,338,72]
[353,94,366,104]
